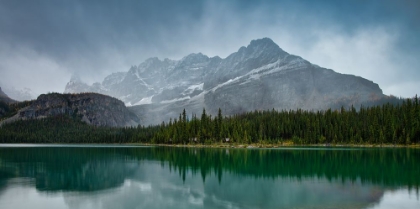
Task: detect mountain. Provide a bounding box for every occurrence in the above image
[0,93,139,127]
[0,87,15,104]
[1,86,34,101]
[65,38,384,125]
[0,87,15,118]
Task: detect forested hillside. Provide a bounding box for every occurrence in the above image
[0,96,419,145]
[151,96,419,145]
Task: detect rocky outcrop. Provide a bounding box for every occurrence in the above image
[65,38,385,125]
[1,93,139,127]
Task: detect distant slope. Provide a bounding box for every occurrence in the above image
[0,87,16,104]
[0,87,15,118]
[0,86,34,101]
[1,93,139,127]
[65,38,384,125]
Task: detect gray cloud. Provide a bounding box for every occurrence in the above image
[0,0,419,97]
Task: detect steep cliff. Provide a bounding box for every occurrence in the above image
[1,93,139,127]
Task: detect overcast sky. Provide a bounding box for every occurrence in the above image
[0,0,419,98]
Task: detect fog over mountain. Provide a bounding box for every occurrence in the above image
[65,38,384,125]
[0,87,15,104]
[0,0,419,98]
[0,86,34,101]
[0,87,15,118]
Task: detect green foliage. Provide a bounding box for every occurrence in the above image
[292,136,303,145]
[1,147,420,189]
[1,96,420,145]
[0,101,9,111]
[0,115,160,144]
[0,100,33,120]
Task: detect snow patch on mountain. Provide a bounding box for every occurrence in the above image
[160,96,191,104]
[211,77,242,93]
[134,96,154,106]
[64,37,384,126]
[188,83,204,91]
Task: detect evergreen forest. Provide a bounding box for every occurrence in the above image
[0,96,419,145]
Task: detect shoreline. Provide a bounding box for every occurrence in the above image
[130,142,420,149]
[1,142,419,149]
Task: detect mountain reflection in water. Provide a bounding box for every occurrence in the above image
[0,145,419,209]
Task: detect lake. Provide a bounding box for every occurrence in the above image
[0,145,419,209]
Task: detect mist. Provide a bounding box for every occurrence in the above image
[0,0,419,98]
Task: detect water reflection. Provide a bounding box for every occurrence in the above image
[0,147,138,192]
[0,145,419,209]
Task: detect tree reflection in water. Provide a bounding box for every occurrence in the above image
[0,146,419,209]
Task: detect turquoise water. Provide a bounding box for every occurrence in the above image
[0,145,419,209]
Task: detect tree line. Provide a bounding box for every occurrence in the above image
[0,96,419,145]
[1,146,419,188]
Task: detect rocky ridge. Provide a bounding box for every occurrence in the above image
[65,38,384,125]
[1,93,139,127]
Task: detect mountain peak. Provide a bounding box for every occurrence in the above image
[230,37,288,61]
[138,57,164,70]
[181,53,209,64]
[249,37,277,47]
[144,57,161,63]
[64,74,90,94]
[247,38,287,54]
[70,74,83,83]
[182,52,208,59]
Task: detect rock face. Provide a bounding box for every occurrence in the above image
[1,93,139,127]
[65,38,384,125]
